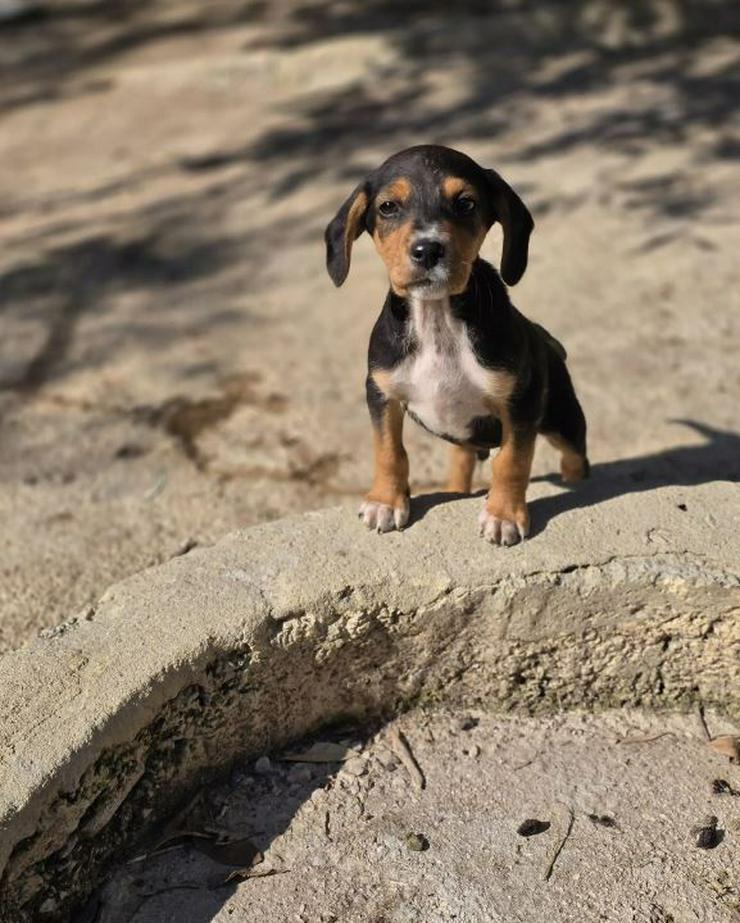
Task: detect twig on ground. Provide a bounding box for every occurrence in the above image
[387,726,426,790]
[224,866,291,884]
[543,805,575,882]
[696,704,712,741]
[616,732,673,745]
[127,843,184,864]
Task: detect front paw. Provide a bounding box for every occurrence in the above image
[478,503,529,546]
[359,494,410,533]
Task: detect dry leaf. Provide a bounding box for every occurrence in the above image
[282,741,353,763]
[708,735,740,761]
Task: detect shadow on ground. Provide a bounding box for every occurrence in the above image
[2,1,738,398]
[240,0,740,204]
[76,722,374,923]
[409,419,740,534]
[5,1,740,182]
[7,1,736,193]
[179,0,739,210]
[0,201,309,402]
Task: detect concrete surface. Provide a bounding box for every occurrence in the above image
[92,707,740,923]
[0,480,739,920]
[1,0,739,652]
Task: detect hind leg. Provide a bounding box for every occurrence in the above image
[540,355,589,484]
[544,432,589,483]
[446,444,478,493]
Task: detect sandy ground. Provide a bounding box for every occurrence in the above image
[85,706,740,923]
[1,1,739,650]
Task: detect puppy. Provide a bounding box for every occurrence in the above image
[325,145,588,545]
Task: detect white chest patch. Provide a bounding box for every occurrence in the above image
[388,296,509,442]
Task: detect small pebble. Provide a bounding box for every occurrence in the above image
[375,750,399,771]
[405,832,430,852]
[343,757,367,777]
[695,815,721,850]
[517,818,551,837]
[712,779,739,796]
[587,813,617,828]
[341,776,361,794]
[254,756,272,775]
[459,716,479,732]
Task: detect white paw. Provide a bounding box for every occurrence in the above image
[358,498,410,533]
[478,507,527,546]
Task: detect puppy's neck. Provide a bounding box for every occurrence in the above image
[406,291,458,351]
[407,290,450,311]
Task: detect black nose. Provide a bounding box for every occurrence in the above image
[410,239,445,269]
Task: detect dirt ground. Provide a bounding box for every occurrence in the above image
[86,706,740,923]
[1,0,739,650]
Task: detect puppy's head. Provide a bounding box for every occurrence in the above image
[325,145,533,297]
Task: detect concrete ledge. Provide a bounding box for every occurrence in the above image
[1,482,739,921]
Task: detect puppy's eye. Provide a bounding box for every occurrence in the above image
[378,200,400,217]
[454,195,476,215]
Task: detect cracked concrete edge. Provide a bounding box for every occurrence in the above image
[0,482,739,921]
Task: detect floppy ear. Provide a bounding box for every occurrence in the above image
[324,184,369,287]
[485,169,534,286]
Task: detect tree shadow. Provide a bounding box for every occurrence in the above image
[1,0,736,396]
[226,0,740,219]
[0,1,267,115]
[0,185,317,404]
[407,420,740,535]
[0,227,241,397]
[4,2,738,221]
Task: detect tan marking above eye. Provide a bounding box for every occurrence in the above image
[376,176,412,207]
[442,176,477,202]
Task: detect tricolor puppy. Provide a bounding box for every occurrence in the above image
[325,145,589,545]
